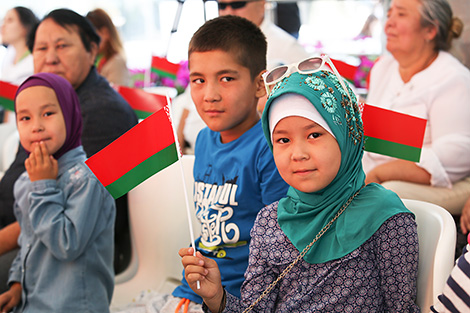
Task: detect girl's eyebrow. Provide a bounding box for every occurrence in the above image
[273,121,321,134]
[16,103,59,115]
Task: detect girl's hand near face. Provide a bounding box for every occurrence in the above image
[25,141,58,182]
[179,247,225,312]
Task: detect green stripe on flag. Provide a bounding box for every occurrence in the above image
[151,68,177,79]
[133,109,153,120]
[0,96,14,111]
[364,137,422,162]
[105,143,178,199]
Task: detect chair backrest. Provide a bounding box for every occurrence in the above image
[0,123,17,175]
[111,154,198,308]
[3,130,19,171]
[401,199,456,311]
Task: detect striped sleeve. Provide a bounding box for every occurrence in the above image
[431,244,470,312]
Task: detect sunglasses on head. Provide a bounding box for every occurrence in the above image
[218,0,258,10]
[263,55,353,103]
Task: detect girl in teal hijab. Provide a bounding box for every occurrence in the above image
[262,70,413,264]
[180,68,419,312]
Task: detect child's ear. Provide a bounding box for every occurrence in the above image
[255,71,267,98]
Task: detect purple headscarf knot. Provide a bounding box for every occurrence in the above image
[15,72,82,159]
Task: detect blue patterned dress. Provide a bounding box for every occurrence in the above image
[219,202,420,312]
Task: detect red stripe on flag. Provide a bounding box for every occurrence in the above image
[151,56,180,75]
[0,81,19,100]
[330,59,357,81]
[85,107,175,186]
[362,103,427,148]
[117,86,166,114]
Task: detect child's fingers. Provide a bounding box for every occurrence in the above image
[178,247,194,258]
[39,141,51,159]
[33,142,44,164]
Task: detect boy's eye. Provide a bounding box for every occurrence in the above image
[18,116,30,121]
[308,132,321,139]
[191,78,204,84]
[221,77,234,82]
[44,112,55,117]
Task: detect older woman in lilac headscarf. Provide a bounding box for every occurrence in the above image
[0,72,116,313]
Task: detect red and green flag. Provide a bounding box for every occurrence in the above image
[117,86,167,119]
[362,103,427,162]
[85,105,179,199]
[330,58,357,84]
[0,81,18,112]
[151,56,180,80]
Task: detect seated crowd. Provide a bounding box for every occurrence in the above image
[0,0,469,312]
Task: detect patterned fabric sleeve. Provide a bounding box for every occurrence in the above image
[431,244,470,312]
[375,213,420,312]
[221,203,282,312]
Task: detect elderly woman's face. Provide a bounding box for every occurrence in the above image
[32,18,97,89]
[384,0,433,58]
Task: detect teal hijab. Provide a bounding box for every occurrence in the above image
[261,71,412,264]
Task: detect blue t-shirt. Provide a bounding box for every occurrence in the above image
[172,120,288,303]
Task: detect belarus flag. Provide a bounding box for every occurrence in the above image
[85,105,179,199]
[151,56,180,80]
[0,81,18,112]
[330,59,357,83]
[116,86,167,119]
[362,103,427,162]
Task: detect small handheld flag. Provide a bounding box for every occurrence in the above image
[116,86,167,119]
[0,81,18,112]
[330,58,357,84]
[85,105,179,199]
[362,103,427,162]
[151,56,180,80]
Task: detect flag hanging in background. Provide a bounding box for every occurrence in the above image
[0,81,18,112]
[151,56,180,80]
[117,86,167,119]
[362,103,427,162]
[85,105,179,199]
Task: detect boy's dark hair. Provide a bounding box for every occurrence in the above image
[189,15,267,80]
[28,8,101,53]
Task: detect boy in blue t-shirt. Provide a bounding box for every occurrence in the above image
[168,15,288,312]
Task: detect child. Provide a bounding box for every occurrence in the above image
[0,72,115,313]
[115,15,288,313]
[432,233,470,312]
[180,61,420,312]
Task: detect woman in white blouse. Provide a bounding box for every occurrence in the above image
[363,0,470,215]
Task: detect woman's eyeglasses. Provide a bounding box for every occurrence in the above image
[218,0,259,10]
[263,55,352,103]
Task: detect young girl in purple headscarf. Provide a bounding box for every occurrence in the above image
[0,73,115,313]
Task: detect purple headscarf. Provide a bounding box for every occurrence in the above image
[15,72,82,160]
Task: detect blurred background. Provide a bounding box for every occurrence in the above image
[0,0,468,84]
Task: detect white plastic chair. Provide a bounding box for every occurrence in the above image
[401,199,457,311]
[3,130,19,170]
[0,123,17,179]
[111,154,198,308]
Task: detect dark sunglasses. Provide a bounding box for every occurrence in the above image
[218,0,258,10]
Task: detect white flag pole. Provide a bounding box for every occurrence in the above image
[166,94,200,289]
